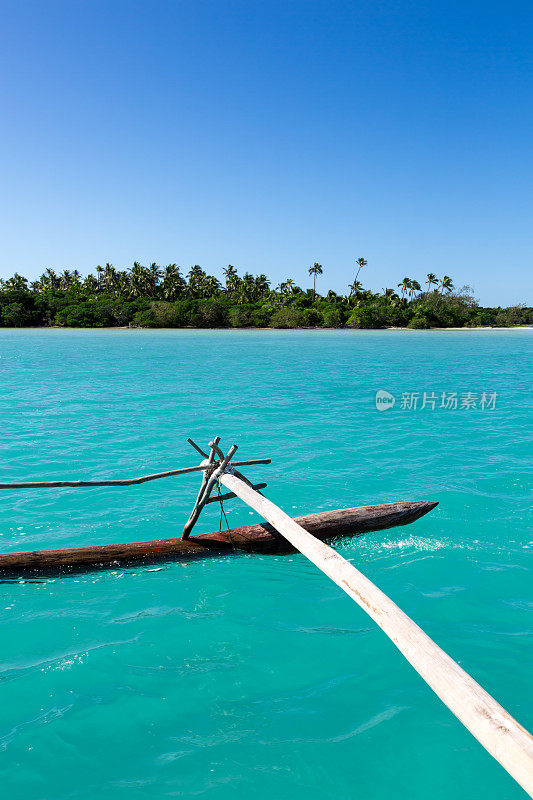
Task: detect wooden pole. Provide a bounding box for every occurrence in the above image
[188,439,220,515]
[208,440,264,493]
[219,472,533,797]
[0,458,270,490]
[182,445,239,539]
[181,439,220,539]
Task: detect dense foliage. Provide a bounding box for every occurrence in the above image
[0,263,530,329]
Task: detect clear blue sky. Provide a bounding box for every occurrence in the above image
[1,0,531,305]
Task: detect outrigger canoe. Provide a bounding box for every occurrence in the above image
[3,437,531,792]
[0,500,437,576]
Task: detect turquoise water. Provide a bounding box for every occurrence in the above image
[0,329,531,799]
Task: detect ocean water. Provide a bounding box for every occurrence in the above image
[0,329,531,800]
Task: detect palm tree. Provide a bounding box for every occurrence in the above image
[102,263,117,294]
[83,274,99,295]
[35,273,47,292]
[161,264,185,301]
[116,271,131,298]
[254,274,270,298]
[308,262,323,300]
[398,277,411,298]
[149,263,162,287]
[349,279,363,296]
[187,265,209,297]
[382,288,399,301]
[59,270,72,291]
[199,275,220,297]
[425,272,438,292]
[223,265,240,295]
[440,275,454,294]
[1,273,28,292]
[44,268,59,290]
[130,262,148,298]
[239,272,256,303]
[409,280,421,299]
[354,257,367,282]
[280,278,295,295]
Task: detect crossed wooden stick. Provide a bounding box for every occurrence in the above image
[181,437,268,539]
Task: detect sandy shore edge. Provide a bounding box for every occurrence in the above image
[1,325,532,332]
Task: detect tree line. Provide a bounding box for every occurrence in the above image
[0,260,530,329]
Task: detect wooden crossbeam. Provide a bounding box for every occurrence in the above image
[0,459,270,490]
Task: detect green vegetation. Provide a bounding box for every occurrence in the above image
[0,262,530,329]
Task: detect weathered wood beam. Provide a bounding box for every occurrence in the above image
[219,472,533,797]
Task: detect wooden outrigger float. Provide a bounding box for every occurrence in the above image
[0,501,436,576]
[1,436,532,795]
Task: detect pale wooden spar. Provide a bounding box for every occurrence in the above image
[220,471,533,797]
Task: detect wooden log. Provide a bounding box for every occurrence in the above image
[0,501,436,576]
[219,473,533,797]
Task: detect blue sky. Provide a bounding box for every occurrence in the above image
[1,0,531,305]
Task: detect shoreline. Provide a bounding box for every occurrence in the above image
[1,325,532,332]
